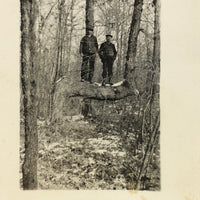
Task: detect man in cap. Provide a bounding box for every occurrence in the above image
[98,34,117,86]
[79,27,98,83]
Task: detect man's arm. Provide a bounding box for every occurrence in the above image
[94,37,98,52]
[79,37,84,55]
[113,44,117,60]
[98,43,104,60]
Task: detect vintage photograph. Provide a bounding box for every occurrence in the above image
[20,0,160,190]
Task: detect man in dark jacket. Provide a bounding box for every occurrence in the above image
[79,27,98,83]
[99,34,117,86]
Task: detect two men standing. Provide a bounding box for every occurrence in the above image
[80,28,117,86]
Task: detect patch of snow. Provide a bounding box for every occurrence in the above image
[94,82,101,86]
[112,80,124,87]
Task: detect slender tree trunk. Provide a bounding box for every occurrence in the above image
[57,1,62,78]
[124,0,144,81]
[150,0,160,131]
[68,0,75,67]
[116,23,120,80]
[119,2,125,78]
[55,25,61,80]
[60,39,63,77]
[50,21,61,120]
[152,0,160,70]
[21,0,38,190]
[55,0,64,80]
[59,0,66,77]
[86,0,94,30]
[62,8,70,72]
[145,22,151,62]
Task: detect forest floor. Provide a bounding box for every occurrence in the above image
[39,116,127,189]
[20,107,160,190]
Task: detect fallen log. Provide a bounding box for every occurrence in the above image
[57,78,138,100]
[52,77,138,120]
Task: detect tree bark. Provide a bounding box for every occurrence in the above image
[152,0,160,70]
[68,0,75,67]
[21,0,38,190]
[86,0,94,30]
[124,0,144,81]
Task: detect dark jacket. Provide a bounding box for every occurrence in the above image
[79,35,98,55]
[98,42,117,61]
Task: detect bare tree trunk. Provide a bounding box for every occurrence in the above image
[49,0,65,120]
[145,22,151,62]
[124,0,144,82]
[59,0,67,77]
[86,0,94,30]
[118,2,125,78]
[152,0,160,70]
[68,0,75,67]
[57,1,62,79]
[55,18,61,80]
[21,0,38,190]
[55,0,66,80]
[61,5,70,72]
[150,0,160,133]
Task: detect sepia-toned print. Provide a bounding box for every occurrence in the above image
[20,0,160,190]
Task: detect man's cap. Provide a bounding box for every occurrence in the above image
[106,34,113,38]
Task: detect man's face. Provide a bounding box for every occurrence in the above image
[106,36,112,42]
[87,30,93,36]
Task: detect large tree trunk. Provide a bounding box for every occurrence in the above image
[86,0,94,30]
[124,0,144,83]
[21,0,38,190]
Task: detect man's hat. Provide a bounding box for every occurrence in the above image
[106,34,113,38]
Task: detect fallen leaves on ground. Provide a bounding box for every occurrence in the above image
[37,117,127,189]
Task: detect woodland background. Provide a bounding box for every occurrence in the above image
[20,0,160,190]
